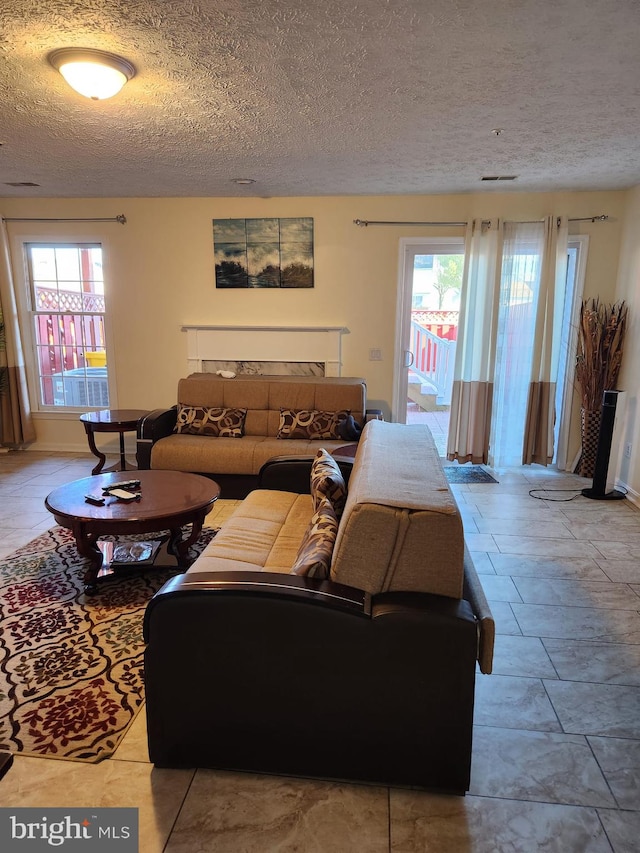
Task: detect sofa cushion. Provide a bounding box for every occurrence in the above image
[150,434,356,476]
[189,490,314,574]
[277,409,349,440]
[310,448,348,516]
[291,496,338,579]
[174,405,247,437]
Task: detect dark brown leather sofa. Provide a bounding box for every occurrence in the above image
[143,421,494,793]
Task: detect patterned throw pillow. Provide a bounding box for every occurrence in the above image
[291,497,338,579]
[174,405,247,437]
[277,409,350,440]
[310,448,348,517]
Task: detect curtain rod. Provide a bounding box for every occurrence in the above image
[353,215,608,227]
[354,219,467,227]
[1,214,127,224]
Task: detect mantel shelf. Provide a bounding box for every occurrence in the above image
[181,325,349,334]
[181,325,348,377]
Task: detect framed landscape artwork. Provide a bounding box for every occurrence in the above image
[213,217,314,288]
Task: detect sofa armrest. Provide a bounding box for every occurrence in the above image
[143,570,479,790]
[463,546,495,674]
[136,406,177,468]
[144,570,370,641]
[257,455,354,492]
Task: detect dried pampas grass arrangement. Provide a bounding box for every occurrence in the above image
[575,298,628,411]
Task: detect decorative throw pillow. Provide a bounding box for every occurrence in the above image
[336,413,362,441]
[310,448,348,517]
[291,497,338,579]
[277,409,350,440]
[174,405,247,437]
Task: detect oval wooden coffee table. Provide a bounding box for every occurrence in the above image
[45,470,220,593]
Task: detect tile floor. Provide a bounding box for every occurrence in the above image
[0,448,639,852]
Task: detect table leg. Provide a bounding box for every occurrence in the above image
[168,512,205,566]
[119,430,127,471]
[83,423,107,475]
[72,523,103,594]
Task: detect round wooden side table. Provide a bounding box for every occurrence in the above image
[80,409,149,475]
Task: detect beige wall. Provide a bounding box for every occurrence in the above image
[614,184,640,499]
[0,189,628,461]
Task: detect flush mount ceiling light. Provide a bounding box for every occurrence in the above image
[48,48,135,100]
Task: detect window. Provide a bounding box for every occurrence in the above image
[26,243,110,409]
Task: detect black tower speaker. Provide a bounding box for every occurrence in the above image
[581,390,626,500]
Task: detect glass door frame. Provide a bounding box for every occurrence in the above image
[393,236,465,423]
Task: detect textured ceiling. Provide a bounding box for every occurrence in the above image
[1,0,639,198]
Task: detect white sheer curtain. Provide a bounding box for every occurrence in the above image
[489,221,545,467]
[523,216,568,464]
[447,219,502,464]
[448,216,569,468]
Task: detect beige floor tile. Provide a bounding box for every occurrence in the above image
[597,809,640,853]
[469,727,616,807]
[390,792,612,852]
[512,578,638,610]
[543,639,640,686]
[464,532,499,552]
[593,540,640,560]
[490,552,610,580]
[467,493,557,510]
[596,559,640,583]
[467,551,496,574]
[490,634,558,678]
[113,706,151,764]
[588,737,640,810]
[544,680,640,738]
[165,769,389,853]
[0,755,195,853]
[474,674,562,731]
[494,535,602,558]
[559,502,640,523]
[475,517,574,538]
[0,527,52,557]
[477,573,522,601]
[461,515,479,534]
[488,600,522,635]
[511,603,640,642]
[465,500,557,519]
[564,521,640,541]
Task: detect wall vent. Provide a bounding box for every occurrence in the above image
[480,175,518,182]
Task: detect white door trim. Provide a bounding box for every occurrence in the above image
[393,237,465,422]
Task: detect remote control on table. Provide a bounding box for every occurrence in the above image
[85,494,106,506]
[103,479,141,493]
[108,489,142,502]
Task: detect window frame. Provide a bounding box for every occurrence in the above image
[18,239,116,414]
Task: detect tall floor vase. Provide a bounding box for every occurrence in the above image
[576,408,601,479]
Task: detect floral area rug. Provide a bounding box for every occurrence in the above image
[0,525,216,763]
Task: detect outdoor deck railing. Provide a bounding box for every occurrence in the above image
[409,320,456,405]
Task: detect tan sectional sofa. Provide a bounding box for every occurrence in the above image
[137,373,369,496]
[144,419,494,793]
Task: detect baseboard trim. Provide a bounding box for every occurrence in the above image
[615,478,639,509]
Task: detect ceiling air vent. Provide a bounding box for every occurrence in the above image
[5,181,40,187]
[481,176,518,182]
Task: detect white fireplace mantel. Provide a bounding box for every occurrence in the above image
[181,325,349,376]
